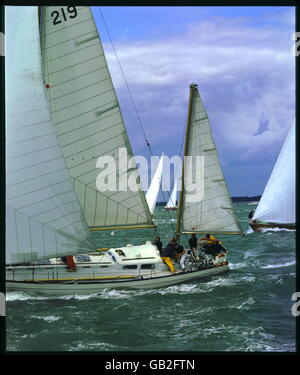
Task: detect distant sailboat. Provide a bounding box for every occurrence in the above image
[164,179,178,210]
[250,121,295,232]
[176,84,242,237]
[146,154,164,214]
[6,8,233,294]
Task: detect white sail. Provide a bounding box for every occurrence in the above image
[165,179,178,209]
[5,6,96,264]
[146,154,164,214]
[40,6,153,230]
[181,85,242,234]
[253,120,295,224]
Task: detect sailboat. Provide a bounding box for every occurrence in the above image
[6,7,239,295]
[146,154,164,214]
[249,121,295,232]
[175,84,242,239]
[164,179,178,210]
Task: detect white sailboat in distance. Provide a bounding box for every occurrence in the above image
[146,154,165,215]
[6,7,237,294]
[250,120,295,232]
[164,179,178,210]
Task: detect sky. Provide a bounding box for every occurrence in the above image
[91,6,295,198]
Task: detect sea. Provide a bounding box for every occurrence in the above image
[5,202,296,352]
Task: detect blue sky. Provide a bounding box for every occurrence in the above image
[91,6,295,198]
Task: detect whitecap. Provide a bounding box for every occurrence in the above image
[6,292,49,302]
[156,283,199,295]
[229,262,247,269]
[261,260,295,269]
[31,315,61,322]
[261,227,295,233]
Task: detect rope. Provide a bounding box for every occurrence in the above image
[97,7,180,240]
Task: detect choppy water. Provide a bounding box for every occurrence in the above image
[6,203,296,352]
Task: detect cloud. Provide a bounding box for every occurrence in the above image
[100,8,295,195]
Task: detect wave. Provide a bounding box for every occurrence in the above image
[261,260,295,269]
[229,262,248,269]
[261,228,295,233]
[6,292,50,302]
[31,315,61,322]
[228,296,255,311]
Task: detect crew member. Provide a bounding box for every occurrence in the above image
[188,234,198,250]
[61,255,77,272]
[200,234,227,256]
[153,236,163,255]
[161,238,177,272]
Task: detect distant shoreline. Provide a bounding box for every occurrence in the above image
[231,195,261,202]
[156,196,261,206]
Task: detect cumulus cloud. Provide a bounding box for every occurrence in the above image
[100,7,295,195]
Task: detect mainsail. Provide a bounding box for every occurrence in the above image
[40,6,154,230]
[252,120,295,225]
[5,7,96,264]
[146,154,164,215]
[177,84,242,235]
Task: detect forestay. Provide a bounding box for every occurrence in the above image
[253,120,295,224]
[181,85,242,234]
[40,6,153,230]
[5,6,96,264]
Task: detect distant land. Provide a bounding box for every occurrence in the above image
[231,195,261,202]
[156,196,261,206]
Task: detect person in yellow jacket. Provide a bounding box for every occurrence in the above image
[199,234,227,258]
[200,233,222,245]
[161,238,177,272]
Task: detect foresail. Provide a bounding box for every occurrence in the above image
[5,6,96,264]
[146,154,164,214]
[40,6,153,230]
[253,120,295,224]
[181,85,242,234]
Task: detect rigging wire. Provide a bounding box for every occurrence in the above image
[97,7,183,240]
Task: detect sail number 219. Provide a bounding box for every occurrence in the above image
[51,7,78,25]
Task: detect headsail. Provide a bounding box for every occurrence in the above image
[40,6,154,230]
[252,120,295,225]
[5,6,96,264]
[177,84,242,235]
[146,154,164,215]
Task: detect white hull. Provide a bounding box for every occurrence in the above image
[6,265,229,295]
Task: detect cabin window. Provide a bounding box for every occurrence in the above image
[35,259,51,265]
[123,265,137,269]
[141,264,155,270]
[75,255,90,262]
[107,251,116,263]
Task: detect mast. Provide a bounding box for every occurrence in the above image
[176,83,197,240]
